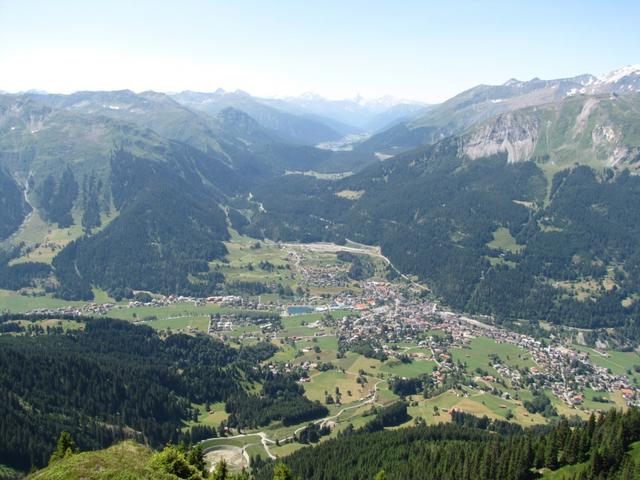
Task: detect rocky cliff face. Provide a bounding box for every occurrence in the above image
[460,93,640,170]
[461,111,540,163]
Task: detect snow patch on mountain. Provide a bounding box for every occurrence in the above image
[596,65,640,84]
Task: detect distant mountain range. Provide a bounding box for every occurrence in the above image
[360,65,640,155]
[2,64,640,329]
[260,93,430,132]
[171,89,351,145]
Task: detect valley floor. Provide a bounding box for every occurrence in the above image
[3,234,640,473]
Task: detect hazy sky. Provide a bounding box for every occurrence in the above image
[1,0,639,102]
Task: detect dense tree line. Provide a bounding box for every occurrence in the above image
[343,338,388,361]
[0,248,51,290]
[254,408,640,480]
[360,402,410,433]
[0,316,294,473]
[52,149,231,300]
[80,172,104,233]
[36,167,78,228]
[0,168,30,241]
[337,251,375,280]
[450,410,527,436]
[243,142,640,329]
[225,375,328,428]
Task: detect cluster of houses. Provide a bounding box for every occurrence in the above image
[286,249,352,288]
[321,281,640,409]
[23,270,640,412]
[208,314,234,333]
[25,303,115,317]
[25,294,253,320]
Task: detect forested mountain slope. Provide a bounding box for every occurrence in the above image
[0,92,342,300]
[241,94,640,328]
[0,168,30,241]
[253,408,640,480]
[0,315,323,473]
[2,80,640,316]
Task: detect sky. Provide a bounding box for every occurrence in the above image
[1,0,639,103]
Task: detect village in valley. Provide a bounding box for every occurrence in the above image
[6,233,640,468]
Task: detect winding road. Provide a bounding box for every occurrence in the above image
[201,380,382,460]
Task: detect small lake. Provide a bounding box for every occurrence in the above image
[287,306,314,315]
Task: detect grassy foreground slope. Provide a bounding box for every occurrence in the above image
[27,442,176,480]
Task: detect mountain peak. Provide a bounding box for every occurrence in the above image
[231,89,251,97]
[503,78,522,87]
[297,91,326,102]
[597,64,640,84]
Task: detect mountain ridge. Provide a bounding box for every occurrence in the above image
[359,65,640,156]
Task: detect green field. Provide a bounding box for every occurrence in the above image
[108,303,230,321]
[7,210,118,266]
[280,315,318,337]
[191,402,229,427]
[406,387,547,427]
[297,335,339,352]
[574,345,640,379]
[379,358,437,378]
[143,315,210,333]
[406,391,463,424]
[335,352,383,376]
[277,311,353,340]
[208,232,376,298]
[270,441,305,457]
[245,443,268,460]
[450,336,535,378]
[12,318,85,332]
[374,381,400,405]
[209,234,294,287]
[487,227,524,253]
[0,289,84,312]
[304,370,372,403]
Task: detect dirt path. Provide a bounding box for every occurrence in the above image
[201,380,382,460]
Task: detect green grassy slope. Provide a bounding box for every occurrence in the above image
[27,442,176,480]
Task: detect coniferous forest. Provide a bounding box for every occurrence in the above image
[2,8,640,479]
[0,315,323,472]
[253,407,640,480]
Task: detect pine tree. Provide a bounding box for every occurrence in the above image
[48,431,77,464]
[149,445,203,480]
[533,439,545,469]
[187,444,206,476]
[544,433,558,470]
[212,459,229,480]
[373,469,388,480]
[273,462,294,480]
